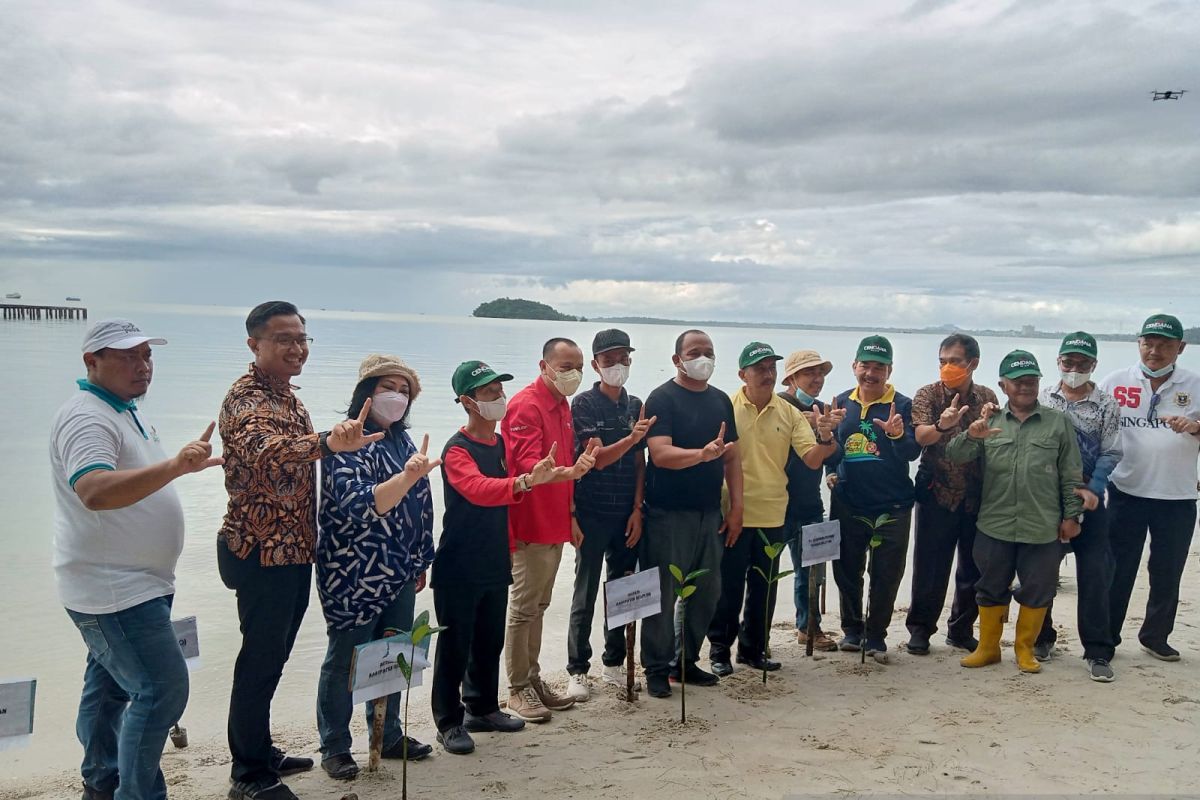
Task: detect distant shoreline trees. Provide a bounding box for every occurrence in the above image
[472,297,585,322]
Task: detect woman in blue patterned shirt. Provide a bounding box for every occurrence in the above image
[315,354,438,781]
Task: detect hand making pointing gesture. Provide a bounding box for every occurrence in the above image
[700,421,728,462]
[628,404,658,444]
[872,401,905,439]
[404,434,443,480]
[938,393,971,431]
[967,402,1004,440]
[814,398,843,443]
[329,398,387,452]
[174,421,224,474]
[556,438,601,480]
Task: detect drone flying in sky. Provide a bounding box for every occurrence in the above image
[1150,90,1187,101]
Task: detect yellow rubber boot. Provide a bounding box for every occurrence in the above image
[960,605,1005,668]
[1013,604,1048,673]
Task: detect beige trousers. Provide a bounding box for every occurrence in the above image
[505,541,564,692]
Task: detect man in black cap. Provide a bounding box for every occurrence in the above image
[564,330,656,701]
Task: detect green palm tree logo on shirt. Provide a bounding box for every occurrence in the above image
[858,419,877,441]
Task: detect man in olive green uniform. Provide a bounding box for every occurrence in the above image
[946,350,1084,673]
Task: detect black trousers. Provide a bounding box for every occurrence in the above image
[430,582,507,732]
[707,525,787,662]
[973,531,1060,608]
[1036,501,1115,660]
[217,539,311,785]
[905,500,980,642]
[566,511,640,675]
[1107,484,1197,649]
[831,506,912,641]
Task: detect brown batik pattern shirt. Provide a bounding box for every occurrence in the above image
[218,364,322,566]
[910,380,999,514]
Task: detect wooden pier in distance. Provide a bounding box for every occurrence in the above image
[2,303,89,320]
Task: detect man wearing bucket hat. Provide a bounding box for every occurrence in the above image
[1033,332,1123,681]
[707,343,838,675]
[947,350,1084,674]
[905,333,996,657]
[430,361,561,755]
[1099,313,1200,662]
[826,335,921,662]
[778,349,842,651]
[51,319,222,800]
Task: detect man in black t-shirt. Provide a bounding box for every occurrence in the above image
[640,329,743,698]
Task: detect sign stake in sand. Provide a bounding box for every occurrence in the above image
[800,520,841,657]
[605,569,659,701]
[0,678,36,751]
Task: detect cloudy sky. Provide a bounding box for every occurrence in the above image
[2,0,1197,331]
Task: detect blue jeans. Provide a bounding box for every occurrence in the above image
[786,515,825,630]
[317,581,416,758]
[66,595,189,800]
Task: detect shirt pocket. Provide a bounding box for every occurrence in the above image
[982,435,1016,471]
[1027,436,1061,480]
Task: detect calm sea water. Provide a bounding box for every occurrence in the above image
[0,304,1183,783]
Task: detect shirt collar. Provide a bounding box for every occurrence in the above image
[77,379,136,412]
[849,384,896,418]
[734,386,782,413]
[1003,401,1043,420]
[250,362,299,394]
[531,376,569,411]
[589,381,629,407]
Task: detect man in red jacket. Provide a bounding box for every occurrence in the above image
[502,337,599,722]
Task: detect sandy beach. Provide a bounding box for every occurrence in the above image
[6,541,1199,800]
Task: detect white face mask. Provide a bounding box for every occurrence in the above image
[370,391,409,425]
[551,368,583,397]
[1060,370,1092,389]
[472,395,508,421]
[599,363,629,388]
[680,356,715,382]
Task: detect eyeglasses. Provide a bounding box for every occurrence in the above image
[1147,392,1161,421]
[262,336,313,348]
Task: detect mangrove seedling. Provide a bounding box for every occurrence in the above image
[670,564,710,724]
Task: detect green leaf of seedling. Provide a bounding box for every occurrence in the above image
[680,585,698,599]
[396,652,412,683]
[673,587,686,599]
[875,514,894,528]
[757,529,771,547]
[427,625,448,635]
[412,624,430,645]
[766,543,786,559]
[775,570,794,581]
[669,564,684,584]
[853,516,874,528]
[685,568,711,582]
[752,566,769,582]
[869,534,883,549]
[412,609,431,631]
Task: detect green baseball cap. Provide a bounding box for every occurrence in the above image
[739,341,782,369]
[999,349,1042,379]
[1059,331,1098,359]
[855,335,893,365]
[1139,313,1183,340]
[451,360,514,397]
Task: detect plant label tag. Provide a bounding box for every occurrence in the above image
[604,567,661,629]
[801,519,841,567]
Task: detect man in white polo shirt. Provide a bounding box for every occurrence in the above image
[50,319,223,800]
[1099,313,1200,662]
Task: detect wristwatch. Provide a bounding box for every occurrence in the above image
[318,431,333,457]
[817,436,835,446]
[1074,513,1085,524]
[515,473,533,493]
[933,420,952,433]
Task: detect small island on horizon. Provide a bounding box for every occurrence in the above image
[473,297,586,322]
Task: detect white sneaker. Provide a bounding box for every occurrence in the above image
[566,673,591,702]
[601,664,643,690]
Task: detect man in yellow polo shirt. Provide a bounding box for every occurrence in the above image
[707,342,840,675]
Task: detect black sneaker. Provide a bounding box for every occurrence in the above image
[320,753,359,781]
[437,726,476,755]
[646,674,672,698]
[735,654,781,671]
[709,660,734,677]
[945,634,979,652]
[269,747,313,776]
[381,736,433,761]
[464,710,525,733]
[81,784,115,800]
[228,779,299,800]
[1140,640,1181,662]
[838,633,862,652]
[669,665,720,686]
[1087,658,1115,683]
[905,634,930,655]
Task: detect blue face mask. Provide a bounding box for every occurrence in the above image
[1140,362,1176,379]
[793,386,817,406]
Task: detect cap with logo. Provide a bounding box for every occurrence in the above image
[739,341,783,369]
[999,349,1042,379]
[781,349,833,382]
[592,328,635,356]
[1058,332,1098,360]
[357,354,422,400]
[1139,313,1183,340]
[81,319,167,354]
[452,360,514,397]
[855,335,893,365]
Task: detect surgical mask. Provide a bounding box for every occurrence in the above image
[792,386,817,406]
[680,356,715,382]
[939,363,971,388]
[1060,370,1092,389]
[599,364,629,388]
[551,368,583,396]
[370,391,409,425]
[472,396,508,421]
[1140,362,1176,379]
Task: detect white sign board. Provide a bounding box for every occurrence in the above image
[351,633,431,706]
[801,520,841,567]
[0,678,36,751]
[604,567,662,629]
[172,616,201,669]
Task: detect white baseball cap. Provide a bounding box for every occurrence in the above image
[81,319,168,353]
